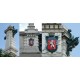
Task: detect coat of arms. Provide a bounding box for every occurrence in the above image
[29,38,34,46]
[46,35,58,53]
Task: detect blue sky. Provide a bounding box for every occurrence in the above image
[0,23,80,57]
[0,23,19,56]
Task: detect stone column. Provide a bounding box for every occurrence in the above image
[4,26,18,56]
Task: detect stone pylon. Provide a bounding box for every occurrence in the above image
[4,25,18,56]
[19,23,41,57]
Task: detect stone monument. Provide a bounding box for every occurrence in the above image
[42,23,79,57]
[20,23,41,57]
[4,25,18,56]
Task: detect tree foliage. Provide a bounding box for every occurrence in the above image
[0,49,16,57]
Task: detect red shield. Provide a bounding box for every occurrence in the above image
[48,40,57,50]
[46,36,58,53]
[29,38,34,46]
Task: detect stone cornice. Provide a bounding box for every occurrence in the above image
[4,25,14,33]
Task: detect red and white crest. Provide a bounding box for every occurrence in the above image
[47,39,57,50]
[46,35,58,53]
[29,38,34,46]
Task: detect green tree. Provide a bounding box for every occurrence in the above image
[0,49,16,57]
[0,49,3,57]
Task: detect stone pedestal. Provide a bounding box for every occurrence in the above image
[42,23,69,57]
[20,23,40,57]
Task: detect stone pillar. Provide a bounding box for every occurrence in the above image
[19,23,41,57]
[42,23,69,57]
[4,26,18,55]
[62,36,67,56]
